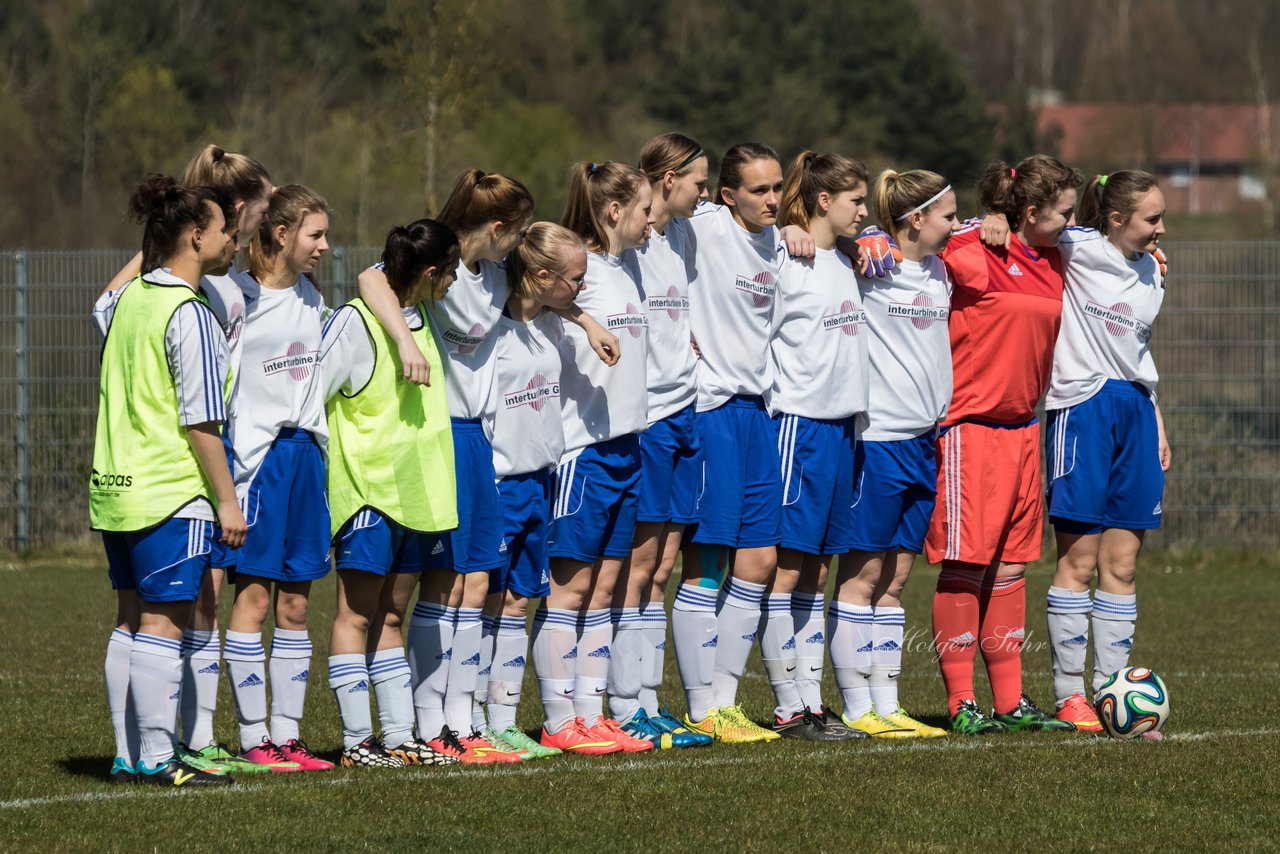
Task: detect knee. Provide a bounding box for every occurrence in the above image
[234,587,271,626]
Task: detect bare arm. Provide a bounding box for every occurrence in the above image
[554,303,620,367]
[185,422,247,548]
[101,251,144,299]
[357,265,431,385]
[1154,402,1171,471]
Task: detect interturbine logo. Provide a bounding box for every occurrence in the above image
[445,322,488,355]
[263,341,317,380]
[647,285,689,320]
[888,293,949,330]
[821,300,864,336]
[606,304,649,338]
[734,270,776,307]
[504,373,559,411]
[1084,300,1152,342]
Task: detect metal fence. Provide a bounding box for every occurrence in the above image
[1,243,1277,552]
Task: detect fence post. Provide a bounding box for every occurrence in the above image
[14,250,29,552]
[331,246,348,305]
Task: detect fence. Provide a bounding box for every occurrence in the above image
[0,243,1277,552]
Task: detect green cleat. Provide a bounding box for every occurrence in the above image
[492,726,562,760]
[992,695,1077,732]
[950,700,1008,735]
[185,742,274,774]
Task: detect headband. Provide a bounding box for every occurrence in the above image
[894,184,953,222]
[671,148,705,174]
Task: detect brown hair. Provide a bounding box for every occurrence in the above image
[181,144,271,204]
[873,169,950,236]
[977,154,1083,229]
[505,222,586,300]
[1077,170,1160,233]
[560,161,646,254]
[247,185,329,279]
[436,169,534,236]
[778,150,869,230]
[716,141,780,205]
[129,175,235,273]
[381,219,461,302]
[638,132,705,183]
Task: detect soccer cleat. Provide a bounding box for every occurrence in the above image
[691,705,781,744]
[651,706,713,747]
[772,708,848,742]
[815,705,869,740]
[136,756,234,787]
[950,700,1008,735]
[341,737,406,768]
[425,726,468,763]
[842,710,916,738]
[1055,694,1104,732]
[279,738,336,770]
[540,716,623,755]
[494,726,562,760]
[173,742,225,774]
[108,756,136,784]
[241,737,303,772]
[993,694,1078,732]
[883,709,948,738]
[388,737,459,767]
[458,731,524,764]
[591,715,655,752]
[185,742,272,774]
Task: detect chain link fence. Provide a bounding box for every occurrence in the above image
[1,242,1276,552]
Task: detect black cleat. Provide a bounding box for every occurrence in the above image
[135,756,234,787]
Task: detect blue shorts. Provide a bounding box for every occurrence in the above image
[103,517,214,603]
[848,433,938,554]
[689,396,782,549]
[333,509,448,576]
[637,404,702,525]
[1046,380,1164,534]
[490,470,552,599]
[430,418,505,574]
[776,413,859,555]
[549,434,641,562]
[210,436,237,569]
[226,428,331,583]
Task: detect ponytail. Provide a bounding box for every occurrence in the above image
[778,150,868,230]
[873,169,950,236]
[436,169,535,237]
[128,174,233,272]
[181,144,270,204]
[638,132,705,183]
[560,161,646,254]
[1076,170,1159,233]
[380,219,461,302]
[506,222,586,300]
[977,154,1083,228]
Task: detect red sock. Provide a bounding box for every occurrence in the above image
[979,575,1026,715]
[933,564,984,716]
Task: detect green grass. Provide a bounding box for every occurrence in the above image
[2,548,1278,851]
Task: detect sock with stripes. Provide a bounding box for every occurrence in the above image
[791,592,826,712]
[932,566,982,716]
[328,654,371,750]
[532,607,577,734]
[979,575,1027,715]
[607,607,646,722]
[673,583,719,722]
[180,629,220,748]
[368,648,415,748]
[129,633,182,769]
[445,607,483,734]
[486,615,528,733]
[638,599,667,713]
[759,592,800,720]
[574,609,612,720]
[105,628,138,765]
[870,606,905,716]
[472,615,496,732]
[711,578,767,708]
[1092,591,1138,693]
[224,630,270,747]
[407,601,454,740]
[828,601,875,721]
[268,628,312,744]
[1047,586,1093,706]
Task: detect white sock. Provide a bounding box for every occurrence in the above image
[1092,591,1138,693]
[105,628,138,764]
[268,628,312,744]
[487,615,528,733]
[828,601,874,721]
[130,633,181,769]
[759,593,800,720]
[532,607,577,734]
[791,592,826,712]
[407,601,453,740]
[673,584,718,721]
[473,615,496,732]
[224,630,270,747]
[574,609,612,720]
[711,578,766,708]
[368,649,415,748]
[446,607,483,734]
[180,629,220,748]
[870,606,905,716]
[1047,586,1092,705]
[639,600,667,713]
[328,654,371,749]
[607,607,646,722]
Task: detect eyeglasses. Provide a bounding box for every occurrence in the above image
[556,271,586,289]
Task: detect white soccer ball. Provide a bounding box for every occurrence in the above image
[1093,666,1170,739]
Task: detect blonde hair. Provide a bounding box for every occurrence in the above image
[560,161,646,254]
[247,185,329,279]
[181,144,270,204]
[873,169,950,236]
[778,150,868,230]
[638,132,705,183]
[505,222,585,300]
[436,169,534,236]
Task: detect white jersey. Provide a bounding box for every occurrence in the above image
[486,311,566,477]
[767,247,869,421]
[225,270,330,495]
[1046,227,1164,409]
[320,303,426,400]
[685,202,781,411]
[421,259,508,419]
[558,251,649,458]
[857,256,954,440]
[624,220,697,422]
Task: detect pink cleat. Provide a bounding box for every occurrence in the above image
[280,738,335,770]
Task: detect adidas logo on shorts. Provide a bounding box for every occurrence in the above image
[1153,501,1162,515]
[1008,263,1024,276]
[498,539,507,553]
[806,631,824,644]
[1061,634,1089,647]
[197,662,220,675]
[348,680,369,694]
[431,540,445,555]
[291,669,309,683]
[238,673,264,689]
[503,655,526,668]
[587,646,611,659]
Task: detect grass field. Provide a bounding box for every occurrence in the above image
[2,547,1278,851]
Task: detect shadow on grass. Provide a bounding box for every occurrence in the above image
[60,755,114,782]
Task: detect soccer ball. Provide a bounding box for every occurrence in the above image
[1093,667,1170,739]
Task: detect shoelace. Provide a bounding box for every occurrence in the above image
[256,739,290,762]
[439,728,467,754]
[286,738,319,758]
[802,707,828,729]
[1019,695,1050,716]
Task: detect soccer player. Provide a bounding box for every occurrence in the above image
[92,175,243,786]
[762,151,872,741]
[216,186,335,772]
[539,160,655,755]
[610,132,712,749]
[831,169,958,740]
[928,155,1081,734]
[482,223,587,758]
[320,219,462,768]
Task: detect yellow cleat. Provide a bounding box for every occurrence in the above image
[883,709,948,738]
[841,710,916,739]
[684,706,779,743]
